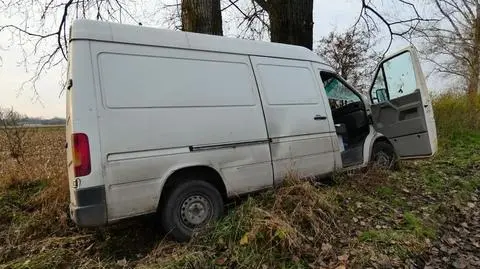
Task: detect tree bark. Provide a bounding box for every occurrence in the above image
[181,0,223,36]
[466,0,480,111]
[256,0,314,50]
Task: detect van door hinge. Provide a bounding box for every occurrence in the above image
[67,79,73,90]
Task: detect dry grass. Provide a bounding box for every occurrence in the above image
[0,127,69,244]
[1,94,479,268]
[432,92,480,137]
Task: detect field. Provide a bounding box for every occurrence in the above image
[1,94,480,268]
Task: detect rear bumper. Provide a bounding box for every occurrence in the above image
[70,185,107,227]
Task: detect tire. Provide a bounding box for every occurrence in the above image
[371,141,399,170]
[159,178,223,242]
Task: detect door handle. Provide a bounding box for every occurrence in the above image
[314,115,327,120]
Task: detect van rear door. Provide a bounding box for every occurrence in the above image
[369,47,437,158]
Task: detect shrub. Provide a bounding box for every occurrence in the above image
[432,92,480,139]
[0,108,34,163]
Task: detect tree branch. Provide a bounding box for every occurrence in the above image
[253,0,268,12]
[358,0,437,57]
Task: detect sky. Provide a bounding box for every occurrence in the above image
[0,0,416,118]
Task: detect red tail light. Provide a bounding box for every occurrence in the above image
[72,133,91,177]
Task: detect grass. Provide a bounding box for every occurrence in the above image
[1,93,479,268]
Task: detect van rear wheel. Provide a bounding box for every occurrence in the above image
[371,141,398,170]
[160,179,223,242]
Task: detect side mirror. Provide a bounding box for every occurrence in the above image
[376,88,388,103]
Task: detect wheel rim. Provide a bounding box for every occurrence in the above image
[180,195,211,227]
[374,151,391,167]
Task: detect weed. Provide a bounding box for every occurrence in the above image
[402,212,435,238]
[376,186,394,198]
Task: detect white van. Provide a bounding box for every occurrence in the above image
[66,20,437,241]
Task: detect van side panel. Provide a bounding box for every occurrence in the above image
[67,40,106,226]
[89,42,273,220]
[250,57,336,182]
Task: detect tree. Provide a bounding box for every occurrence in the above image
[253,0,313,49]
[357,0,437,56]
[181,0,223,35]
[0,0,143,95]
[414,0,480,98]
[317,29,380,92]
[234,0,431,51]
[0,107,33,163]
[221,0,269,40]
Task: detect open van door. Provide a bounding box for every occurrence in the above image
[369,47,437,158]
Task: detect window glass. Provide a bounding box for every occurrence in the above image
[320,72,361,109]
[370,51,418,104]
[383,52,417,99]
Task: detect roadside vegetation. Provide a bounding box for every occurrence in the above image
[1,93,479,268]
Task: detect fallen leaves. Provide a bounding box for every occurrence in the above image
[239,233,249,245]
[423,193,480,269]
[321,243,333,253]
[215,257,226,265]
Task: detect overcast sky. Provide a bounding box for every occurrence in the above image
[0,0,414,118]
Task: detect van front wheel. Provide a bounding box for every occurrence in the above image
[371,141,398,170]
[160,179,223,242]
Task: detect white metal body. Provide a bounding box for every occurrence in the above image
[66,20,437,225]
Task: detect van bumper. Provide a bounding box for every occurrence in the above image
[70,186,107,227]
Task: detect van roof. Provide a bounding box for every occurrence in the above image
[70,20,327,63]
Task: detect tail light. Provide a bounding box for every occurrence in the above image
[72,133,91,177]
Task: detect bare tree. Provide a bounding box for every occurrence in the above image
[163,0,269,39]
[0,107,34,163]
[413,0,480,98]
[358,0,437,56]
[317,29,380,92]
[230,0,432,51]
[182,0,223,35]
[0,0,143,96]
[222,0,269,40]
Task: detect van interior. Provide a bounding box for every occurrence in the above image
[320,72,370,167]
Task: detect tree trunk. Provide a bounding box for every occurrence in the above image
[466,1,480,113]
[466,0,480,110]
[181,0,223,36]
[263,0,314,50]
